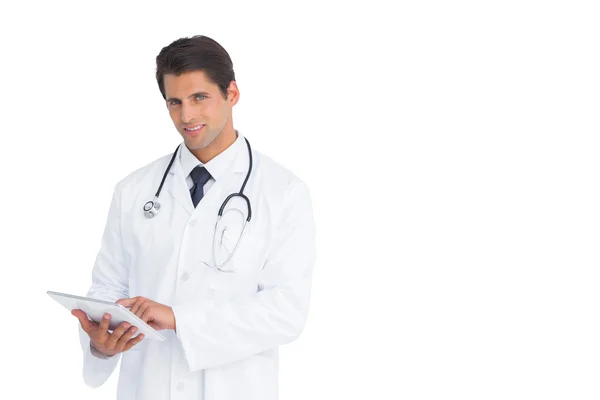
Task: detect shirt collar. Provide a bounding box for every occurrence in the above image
[179,130,245,182]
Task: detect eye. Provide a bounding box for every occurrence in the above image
[195,94,206,101]
[168,100,180,107]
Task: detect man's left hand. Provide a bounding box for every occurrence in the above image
[116,297,175,331]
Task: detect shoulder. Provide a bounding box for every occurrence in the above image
[112,149,177,196]
[252,149,315,236]
[251,148,313,210]
[253,148,308,191]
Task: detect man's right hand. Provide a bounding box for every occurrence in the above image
[72,309,145,357]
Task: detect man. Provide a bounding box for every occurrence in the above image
[71,35,316,400]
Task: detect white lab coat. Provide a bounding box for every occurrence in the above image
[78,134,316,400]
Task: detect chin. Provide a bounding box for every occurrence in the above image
[181,134,206,149]
[186,140,209,151]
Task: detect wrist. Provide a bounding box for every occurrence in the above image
[90,341,115,358]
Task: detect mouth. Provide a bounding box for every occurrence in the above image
[184,124,205,136]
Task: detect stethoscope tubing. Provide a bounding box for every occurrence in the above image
[143,137,254,272]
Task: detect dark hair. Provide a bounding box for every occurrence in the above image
[155,35,235,100]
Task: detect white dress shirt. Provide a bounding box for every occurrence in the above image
[179,131,241,195]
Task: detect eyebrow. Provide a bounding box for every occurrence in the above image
[166,91,210,103]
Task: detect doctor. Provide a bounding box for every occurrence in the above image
[71,35,316,400]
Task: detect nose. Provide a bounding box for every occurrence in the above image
[181,104,196,124]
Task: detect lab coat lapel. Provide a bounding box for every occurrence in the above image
[166,154,195,216]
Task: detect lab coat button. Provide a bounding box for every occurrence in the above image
[181,272,190,281]
[177,382,184,391]
[188,219,198,227]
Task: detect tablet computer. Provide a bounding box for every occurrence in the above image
[47,290,166,341]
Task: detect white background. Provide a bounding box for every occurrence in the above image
[1,1,599,399]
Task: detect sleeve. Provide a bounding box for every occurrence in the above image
[172,180,317,372]
[77,182,129,388]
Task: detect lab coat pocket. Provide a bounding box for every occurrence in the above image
[207,269,243,302]
[207,267,240,289]
[203,224,268,305]
[207,236,266,300]
[222,229,268,272]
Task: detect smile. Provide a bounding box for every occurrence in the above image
[185,124,205,132]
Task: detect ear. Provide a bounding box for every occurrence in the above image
[226,80,240,106]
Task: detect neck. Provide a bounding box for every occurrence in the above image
[192,127,237,163]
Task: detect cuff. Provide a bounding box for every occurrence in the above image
[89,342,115,360]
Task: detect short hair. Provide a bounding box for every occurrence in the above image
[155,35,235,99]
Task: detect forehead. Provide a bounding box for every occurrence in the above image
[163,70,218,96]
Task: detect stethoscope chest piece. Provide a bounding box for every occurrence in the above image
[144,198,161,218]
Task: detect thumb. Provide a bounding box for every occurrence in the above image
[72,309,93,332]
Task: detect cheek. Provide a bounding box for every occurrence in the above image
[168,107,180,122]
[211,103,229,123]
[207,100,227,119]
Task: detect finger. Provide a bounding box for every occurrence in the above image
[116,297,137,307]
[148,321,160,330]
[116,326,138,350]
[124,333,145,352]
[98,313,112,334]
[140,306,155,324]
[71,309,94,333]
[131,298,146,316]
[105,321,131,349]
[136,303,150,320]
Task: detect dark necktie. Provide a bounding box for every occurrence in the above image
[189,166,212,207]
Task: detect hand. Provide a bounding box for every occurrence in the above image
[72,310,144,357]
[116,297,175,331]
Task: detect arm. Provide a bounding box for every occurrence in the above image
[172,180,317,372]
[77,183,130,387]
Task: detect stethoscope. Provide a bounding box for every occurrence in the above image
[143,137,253,272]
